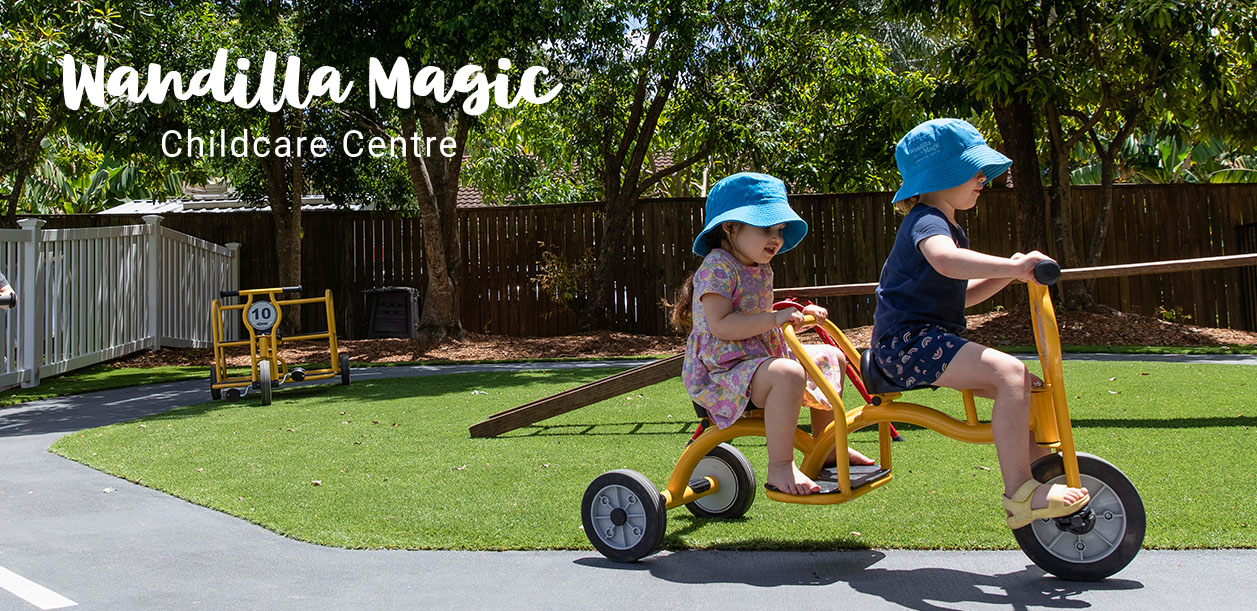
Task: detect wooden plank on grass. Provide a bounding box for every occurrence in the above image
[468,354,684,438]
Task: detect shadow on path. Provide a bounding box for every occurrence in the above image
[577,550,1143,609]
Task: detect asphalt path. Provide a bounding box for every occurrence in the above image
[2,356,1255,610]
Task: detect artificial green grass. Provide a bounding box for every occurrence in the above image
[0,364,208,407]
[49,361,1257,551]
[1006,344,1257,355]
[0,356,671,408]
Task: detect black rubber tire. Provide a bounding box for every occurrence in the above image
[1013,452,1145,581]
[259,361,273,406]
[581,469,666,562]
[685,443,756,519]
[210,367,222,401]
[339,353,350,385]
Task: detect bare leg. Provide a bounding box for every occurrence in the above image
[933,343,1087,510]
[811,408,875,466]
[749,358,818,495]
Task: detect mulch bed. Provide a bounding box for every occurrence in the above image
[110,307,1257,369]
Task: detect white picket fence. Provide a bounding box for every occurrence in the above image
[0,215,239,390]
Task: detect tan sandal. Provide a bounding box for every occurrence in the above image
[1002,479,1090,529]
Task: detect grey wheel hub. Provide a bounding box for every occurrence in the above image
[1030,473,1125,563]
[589,484,648,550]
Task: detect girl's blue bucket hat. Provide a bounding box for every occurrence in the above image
[892,118,1012,203]
[692,172,807,257]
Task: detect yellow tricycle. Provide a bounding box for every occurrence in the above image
[581,261,1144,580]
[209,285,350,405]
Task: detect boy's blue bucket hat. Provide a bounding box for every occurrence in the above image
[892,118,1012,203]
[692,172,808,257]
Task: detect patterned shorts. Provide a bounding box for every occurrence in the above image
[870,325,968,390]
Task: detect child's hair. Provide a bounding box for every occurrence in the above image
[666,274,696,331]
[893,195,919,216]
[664,229,729,331]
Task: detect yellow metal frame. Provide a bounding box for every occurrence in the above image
[210,287,342,394]
[662,281,1081,510]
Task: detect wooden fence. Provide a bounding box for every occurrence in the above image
[28,183,1257,338]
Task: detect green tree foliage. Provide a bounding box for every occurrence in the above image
[22,134,187,214]
[0,0,147,220]
[500,0,924,327]
[887,0,1257,307]
[301,0,579,341]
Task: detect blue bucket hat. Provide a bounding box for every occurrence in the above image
[692,172,808,257]
[892,118,1012,203]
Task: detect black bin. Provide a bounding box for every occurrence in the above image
[363,287,421,338]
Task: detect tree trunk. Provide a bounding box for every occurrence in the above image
[262,111,303,333]
[583,199,635,329]
[993,100,1046,255]
[402,114,464,342]
[424,112,468,328]
[1044,105,1090,309]
[2,162,33,227]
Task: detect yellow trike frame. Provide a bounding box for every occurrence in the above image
[583,268,1144,580]
[664,281,1079,510]
[210,286,348,405]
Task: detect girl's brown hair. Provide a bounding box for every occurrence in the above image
[893,195,919,216]
[665,229,728,331]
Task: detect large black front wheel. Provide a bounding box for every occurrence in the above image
[581,469,666,562]
[1013,452,1145,581]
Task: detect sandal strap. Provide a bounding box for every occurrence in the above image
[1004,479,1041,504]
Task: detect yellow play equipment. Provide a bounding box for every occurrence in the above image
[209,285,350,405]
[581,261,1144,581]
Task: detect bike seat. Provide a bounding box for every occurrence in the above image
[859,349,912,395]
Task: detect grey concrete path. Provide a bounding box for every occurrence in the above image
[2,358,1254,610]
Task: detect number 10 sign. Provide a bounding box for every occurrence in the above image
[246,300,279,332]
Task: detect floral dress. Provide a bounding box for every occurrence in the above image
[682,248,846,429]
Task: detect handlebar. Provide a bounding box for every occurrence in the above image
[0,293,14,309]
[1033,260,1061,286]
[219,285,302,299]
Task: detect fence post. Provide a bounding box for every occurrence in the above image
[144,215,163,351]
[17,219,45,388]
[226,242,241,341]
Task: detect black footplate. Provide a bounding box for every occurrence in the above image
[817,464,892,490]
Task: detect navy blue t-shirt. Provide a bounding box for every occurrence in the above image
[872,204,970,342]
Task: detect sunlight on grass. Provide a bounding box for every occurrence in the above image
[49,361,1257,551]
[0,364,208,407]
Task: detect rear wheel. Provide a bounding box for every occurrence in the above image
[1013,452,1145,581]
[685,443,755,519]
[339,353,351,385]
[581,469,666,562]
[259,361,273,406]
[209,367,222,400]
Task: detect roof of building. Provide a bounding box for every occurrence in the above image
[104,183,484,214]
[100,194,368,214]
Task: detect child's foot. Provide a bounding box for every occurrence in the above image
[765,462,820,495]
[1034,484,1089,508]
[847,447,875,466]
[820,447,877,467]
[1003,481,1090,528]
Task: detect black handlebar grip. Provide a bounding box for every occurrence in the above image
[219,290,240,298]
[1033,260,1061,286]
[0,293,15,309]
[282,285,302,293]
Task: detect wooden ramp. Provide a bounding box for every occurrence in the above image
[469,355,683,438]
